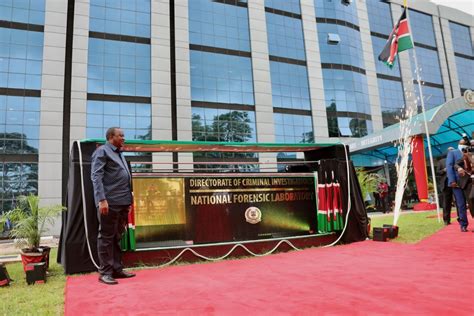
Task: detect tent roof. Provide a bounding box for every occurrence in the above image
[80,139,340,153]
[349,95,474,166]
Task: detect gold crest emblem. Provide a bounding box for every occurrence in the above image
[245,206,262,224]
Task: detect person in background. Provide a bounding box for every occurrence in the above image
[447,139,469,232]
[91,127,136,285]
[378,181,390,214]
[437,147,454,225]
[456,150,474,218]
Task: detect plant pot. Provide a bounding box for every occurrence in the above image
[37,246,51,270]
[20,246,50,272]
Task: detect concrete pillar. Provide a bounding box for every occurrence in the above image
[151,0,173,171]
[358,0,384,132]
[301,0,330,140]
[39,0,68,233]
[248,0,277,171]
[174,0,193,170]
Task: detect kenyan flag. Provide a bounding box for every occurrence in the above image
[378,8,413,68]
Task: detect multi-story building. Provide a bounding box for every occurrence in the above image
[0,0,472,223]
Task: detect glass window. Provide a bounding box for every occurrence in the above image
[414,84,445,110]
[0,0,45,25]
[408,9,435,47]
[317,23,364,69]
[0,162,38,212]
[274,113,313,143]
[328,116,372,138]
[377,78,405,127]
[366,0,393,35]
[266,12,306,60]
[87,38,151,97]
[0,28,44,90]
[265,0,301,14]
[449,21,473,57]
[189,0,250,52]
[270,61,311,110]
[192,107,256,143]
[322,69,371,115]
[0,96,40,154]
[86,100,151,140]
[190,50,254,105]
[89,0,151,37]
[314,0,359,26]
[455,56,474,91]
[410,48,442,85]
[371,35,401,76]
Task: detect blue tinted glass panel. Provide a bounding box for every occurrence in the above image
[190,51,254,105]
[87,38,150,96]
[366,0,393,35]
[377,78,405,127]
[0,0,45,25]
[89,0,151,37]
[314,0,359,26]
[409,9,435,47]
[86,100,151,140]
[414,84,445,110]
[371,36,401,76]
[410,48,442,85]
[0,162,38,212]
[322,69,371,115]
[455,56,474,90]
[0,95,40,154]
[266,13,306,60]
[274,113,313,143]
[189,0,250,52]
[449,22,473,56]
[192,107,256,143]
[0,28,43,90]
[270,61,310,110]
[265,0,301,14]
[328,116,372,138]
[318,23,364,68]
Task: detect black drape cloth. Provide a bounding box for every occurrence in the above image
[317,159,368,243]
[58,141,100,274]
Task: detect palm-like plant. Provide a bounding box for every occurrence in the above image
[356,168,385,205]
[0,195,63,252]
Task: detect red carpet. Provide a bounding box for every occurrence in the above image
[65,224,474,315]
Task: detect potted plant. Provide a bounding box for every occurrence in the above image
[0,195,63,271]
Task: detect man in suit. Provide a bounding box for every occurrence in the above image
[91,127,136,285]
[437,148,454,225]
[446,139,469,232]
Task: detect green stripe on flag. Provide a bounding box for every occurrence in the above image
[398,35,413,52]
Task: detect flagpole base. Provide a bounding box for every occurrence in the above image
[413,202,437,211]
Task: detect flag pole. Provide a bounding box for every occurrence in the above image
[405,5,441,222]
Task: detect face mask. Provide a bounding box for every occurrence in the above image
[458,144,468,151]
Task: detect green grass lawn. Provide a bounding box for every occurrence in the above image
[0,248,65,316]
[0,211,444,314]
[369,211,445,243]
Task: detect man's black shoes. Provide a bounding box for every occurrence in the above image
[99,275,118,285]
[461,227,468,232]
[113,271,136,279]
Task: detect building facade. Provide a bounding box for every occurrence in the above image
[0,0,472,215]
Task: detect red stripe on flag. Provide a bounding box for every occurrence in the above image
[398,20,409,36]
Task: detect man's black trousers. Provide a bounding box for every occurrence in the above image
[97,205,129,276]
[442,187,453,224]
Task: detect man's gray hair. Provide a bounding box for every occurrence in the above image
[106,127,121,140]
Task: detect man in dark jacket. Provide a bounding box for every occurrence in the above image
[437,148,454,225]
[91,127,136,285]
[447,140,469,232]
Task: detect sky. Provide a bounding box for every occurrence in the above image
[429,0,474,16]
